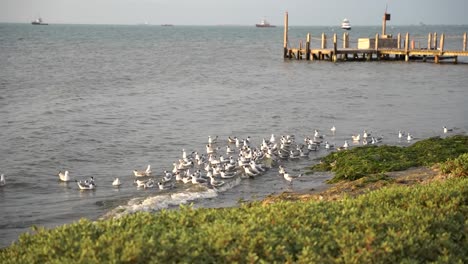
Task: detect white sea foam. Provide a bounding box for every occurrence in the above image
[106,176,242,219]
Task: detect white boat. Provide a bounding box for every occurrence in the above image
[341,18,351,30]
[32,17,48,25]
[256,18,275,28]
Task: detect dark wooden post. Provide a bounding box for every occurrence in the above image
[283,12,288,58]
[298,41,302,60]
[306,33,311,60]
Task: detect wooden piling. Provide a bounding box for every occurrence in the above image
[433,32,437,50]
[343,32,347,48]
[343,32,349,60]
[428,33,432,50]
[405,32,409,61]
[463,32,467,51]
[375,33,379,50]
[321,33,327,49]
[440,33,445,53]
[382,13,387,36]
[306,33,311,60]
[298,41,302,60]
[283,12,288,58]
[397,33,401,49]
[332,33,337,62]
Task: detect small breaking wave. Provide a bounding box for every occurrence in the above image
[103,176,242,219]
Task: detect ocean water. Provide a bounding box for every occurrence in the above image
[0,23,467,248]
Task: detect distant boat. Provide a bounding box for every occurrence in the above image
[161,24,173,27]
[256,18,275,28]
[31,17,48,25]
[341,18,351,30]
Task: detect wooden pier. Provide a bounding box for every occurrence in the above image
[283,12,468,64]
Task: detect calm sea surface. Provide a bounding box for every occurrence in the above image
[0,23,467,248]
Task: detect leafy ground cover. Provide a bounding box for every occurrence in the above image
[1,177,467,263]
[307,135,468,182]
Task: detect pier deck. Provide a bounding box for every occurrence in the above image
[282,12,468,64]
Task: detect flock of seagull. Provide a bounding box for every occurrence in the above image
[0,126,455,191]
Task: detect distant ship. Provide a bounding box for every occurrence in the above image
[341,18,351,30]
[31,17,48,25]
[161,24,174,27]
[256,18,275,28]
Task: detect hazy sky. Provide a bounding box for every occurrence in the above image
[1,0,467,26]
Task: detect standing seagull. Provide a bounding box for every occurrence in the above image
[0,174,5,187]
[443,126,453,134]
[283,171,303,185]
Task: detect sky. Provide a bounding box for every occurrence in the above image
[1,0,467,26]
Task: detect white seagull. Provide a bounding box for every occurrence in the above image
[278,165,286,175]
[144,179,155,189]
[77,177,96,190]
[227,136,237,144]
[112,178,122,187]
[283,171,303,185]
[220,170,236,179]
[58,170,72,182]
[363,130,370,139]
[134,179,148,188]
[243,166,259,178]
[407,133,413,141]
[0,174,5,187]
[133,165,152,177]
[158,181,174,190]
[191,175,207,184]
[443,126,453,134]
[208,135,218,145]
[330,126,336,135]
[351,134,360,142]
[209,176,225,188]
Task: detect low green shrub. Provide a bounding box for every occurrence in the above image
[1,178,467,263]
[308,135,468,182]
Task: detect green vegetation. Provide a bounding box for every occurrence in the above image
[308,135,468,182]
[1,177,467,263]
[440,153,468,178]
